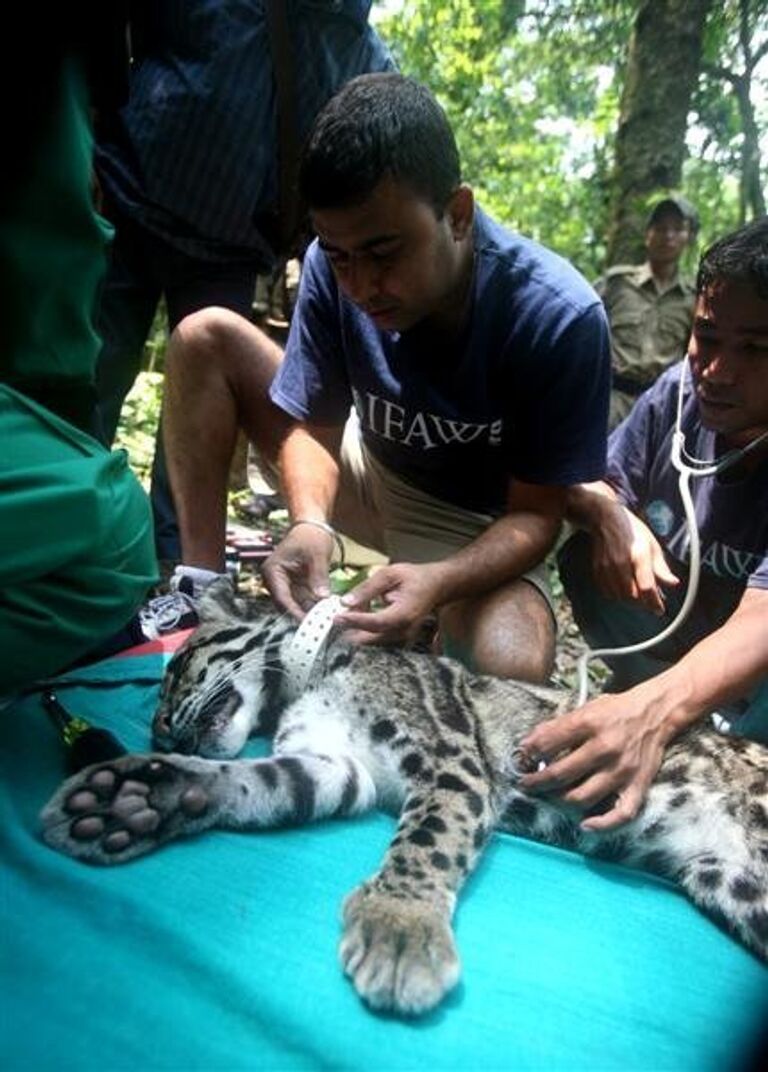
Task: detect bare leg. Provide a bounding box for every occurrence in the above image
[438,578,555,682]
[162,307,288,571]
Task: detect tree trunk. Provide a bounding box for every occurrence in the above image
[606,0,712,266]
[734,72,767,221]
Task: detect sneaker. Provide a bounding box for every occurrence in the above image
[137,589,199,640]
[710,710,733,735]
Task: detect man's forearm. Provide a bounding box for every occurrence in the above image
[427,502,562,608]
[565,481,621,531]
[639,588,768,738]
[278,422,343,521]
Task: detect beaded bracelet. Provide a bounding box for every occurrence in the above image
[288,519,346,569]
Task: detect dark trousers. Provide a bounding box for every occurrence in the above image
[94,203,262,560]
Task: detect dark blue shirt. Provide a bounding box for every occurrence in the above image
[271,207,611,514]
[95,1,394,266]
[608,362,768,595]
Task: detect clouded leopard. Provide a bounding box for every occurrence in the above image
[41,581,768,1014]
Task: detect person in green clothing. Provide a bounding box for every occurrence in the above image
[0,29,157,698]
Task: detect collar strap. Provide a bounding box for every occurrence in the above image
[282,595,344,699]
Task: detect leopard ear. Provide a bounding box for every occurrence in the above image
[197,579,274,624]
[197,578,245,623]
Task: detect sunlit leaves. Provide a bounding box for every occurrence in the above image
[373,0,764,273]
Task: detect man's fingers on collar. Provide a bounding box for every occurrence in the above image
[341,628,381,646]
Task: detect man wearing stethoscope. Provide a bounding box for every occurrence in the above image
[519,217,768,830]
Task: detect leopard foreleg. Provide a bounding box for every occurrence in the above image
[340,771,497,1015]
[41,750,376,865]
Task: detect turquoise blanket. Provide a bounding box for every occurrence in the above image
[2,653,766,1071]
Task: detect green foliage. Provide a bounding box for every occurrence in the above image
[330,566,371,595]
[373,0,765,273]
[689,0,768,235]
[114,371,163,487]
[113,305,168,486]
[144,303,169,373]
[375,0,636,277]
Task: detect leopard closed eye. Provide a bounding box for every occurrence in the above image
[40,579,768,1015]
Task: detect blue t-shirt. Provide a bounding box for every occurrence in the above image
[608,363,768,606]
[271,208,611,514]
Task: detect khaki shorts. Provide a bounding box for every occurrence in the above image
[250,411,553,612]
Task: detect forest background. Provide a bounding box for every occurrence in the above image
[372,0,766,272]
[118,0,767,486]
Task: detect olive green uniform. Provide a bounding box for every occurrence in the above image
[0,62,156,695]
[595,264,696,428]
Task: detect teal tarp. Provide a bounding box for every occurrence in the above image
[2,652,766,1070]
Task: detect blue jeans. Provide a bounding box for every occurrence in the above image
[558,530,768,745]
[94,201,263,560]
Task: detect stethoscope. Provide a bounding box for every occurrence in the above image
[576,358,768,705]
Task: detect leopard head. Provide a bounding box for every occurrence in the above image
[152,580,294,758]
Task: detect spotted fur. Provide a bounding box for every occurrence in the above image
[41,582,768,1014]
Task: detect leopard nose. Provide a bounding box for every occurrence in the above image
[154,709,170,735]
[152,727,178,753]
[152,710,175,749]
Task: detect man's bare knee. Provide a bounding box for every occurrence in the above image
[167,307,257,375]
[439,580,556,682]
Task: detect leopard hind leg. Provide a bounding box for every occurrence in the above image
[628,786,768,964]
[677,834,768,963]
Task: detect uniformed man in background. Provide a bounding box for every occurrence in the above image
[597,195,698,428]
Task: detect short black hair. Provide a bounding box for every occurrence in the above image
[696,218,768,299]
[298,73,461,215]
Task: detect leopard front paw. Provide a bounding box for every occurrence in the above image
[339,884,460,1015]
[40,753,215,865]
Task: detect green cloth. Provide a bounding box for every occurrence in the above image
[0,59,109,419]
[1,652,766,1071]
[0,386,156,691]
[0,60,156,692]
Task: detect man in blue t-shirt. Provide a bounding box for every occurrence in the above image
[520,218,768,826]
[163,73,611,681]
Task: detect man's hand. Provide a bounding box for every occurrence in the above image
[335,563,445,646]
[517,685,673,831]
[261,525,335,620]
[591,502,679,615]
